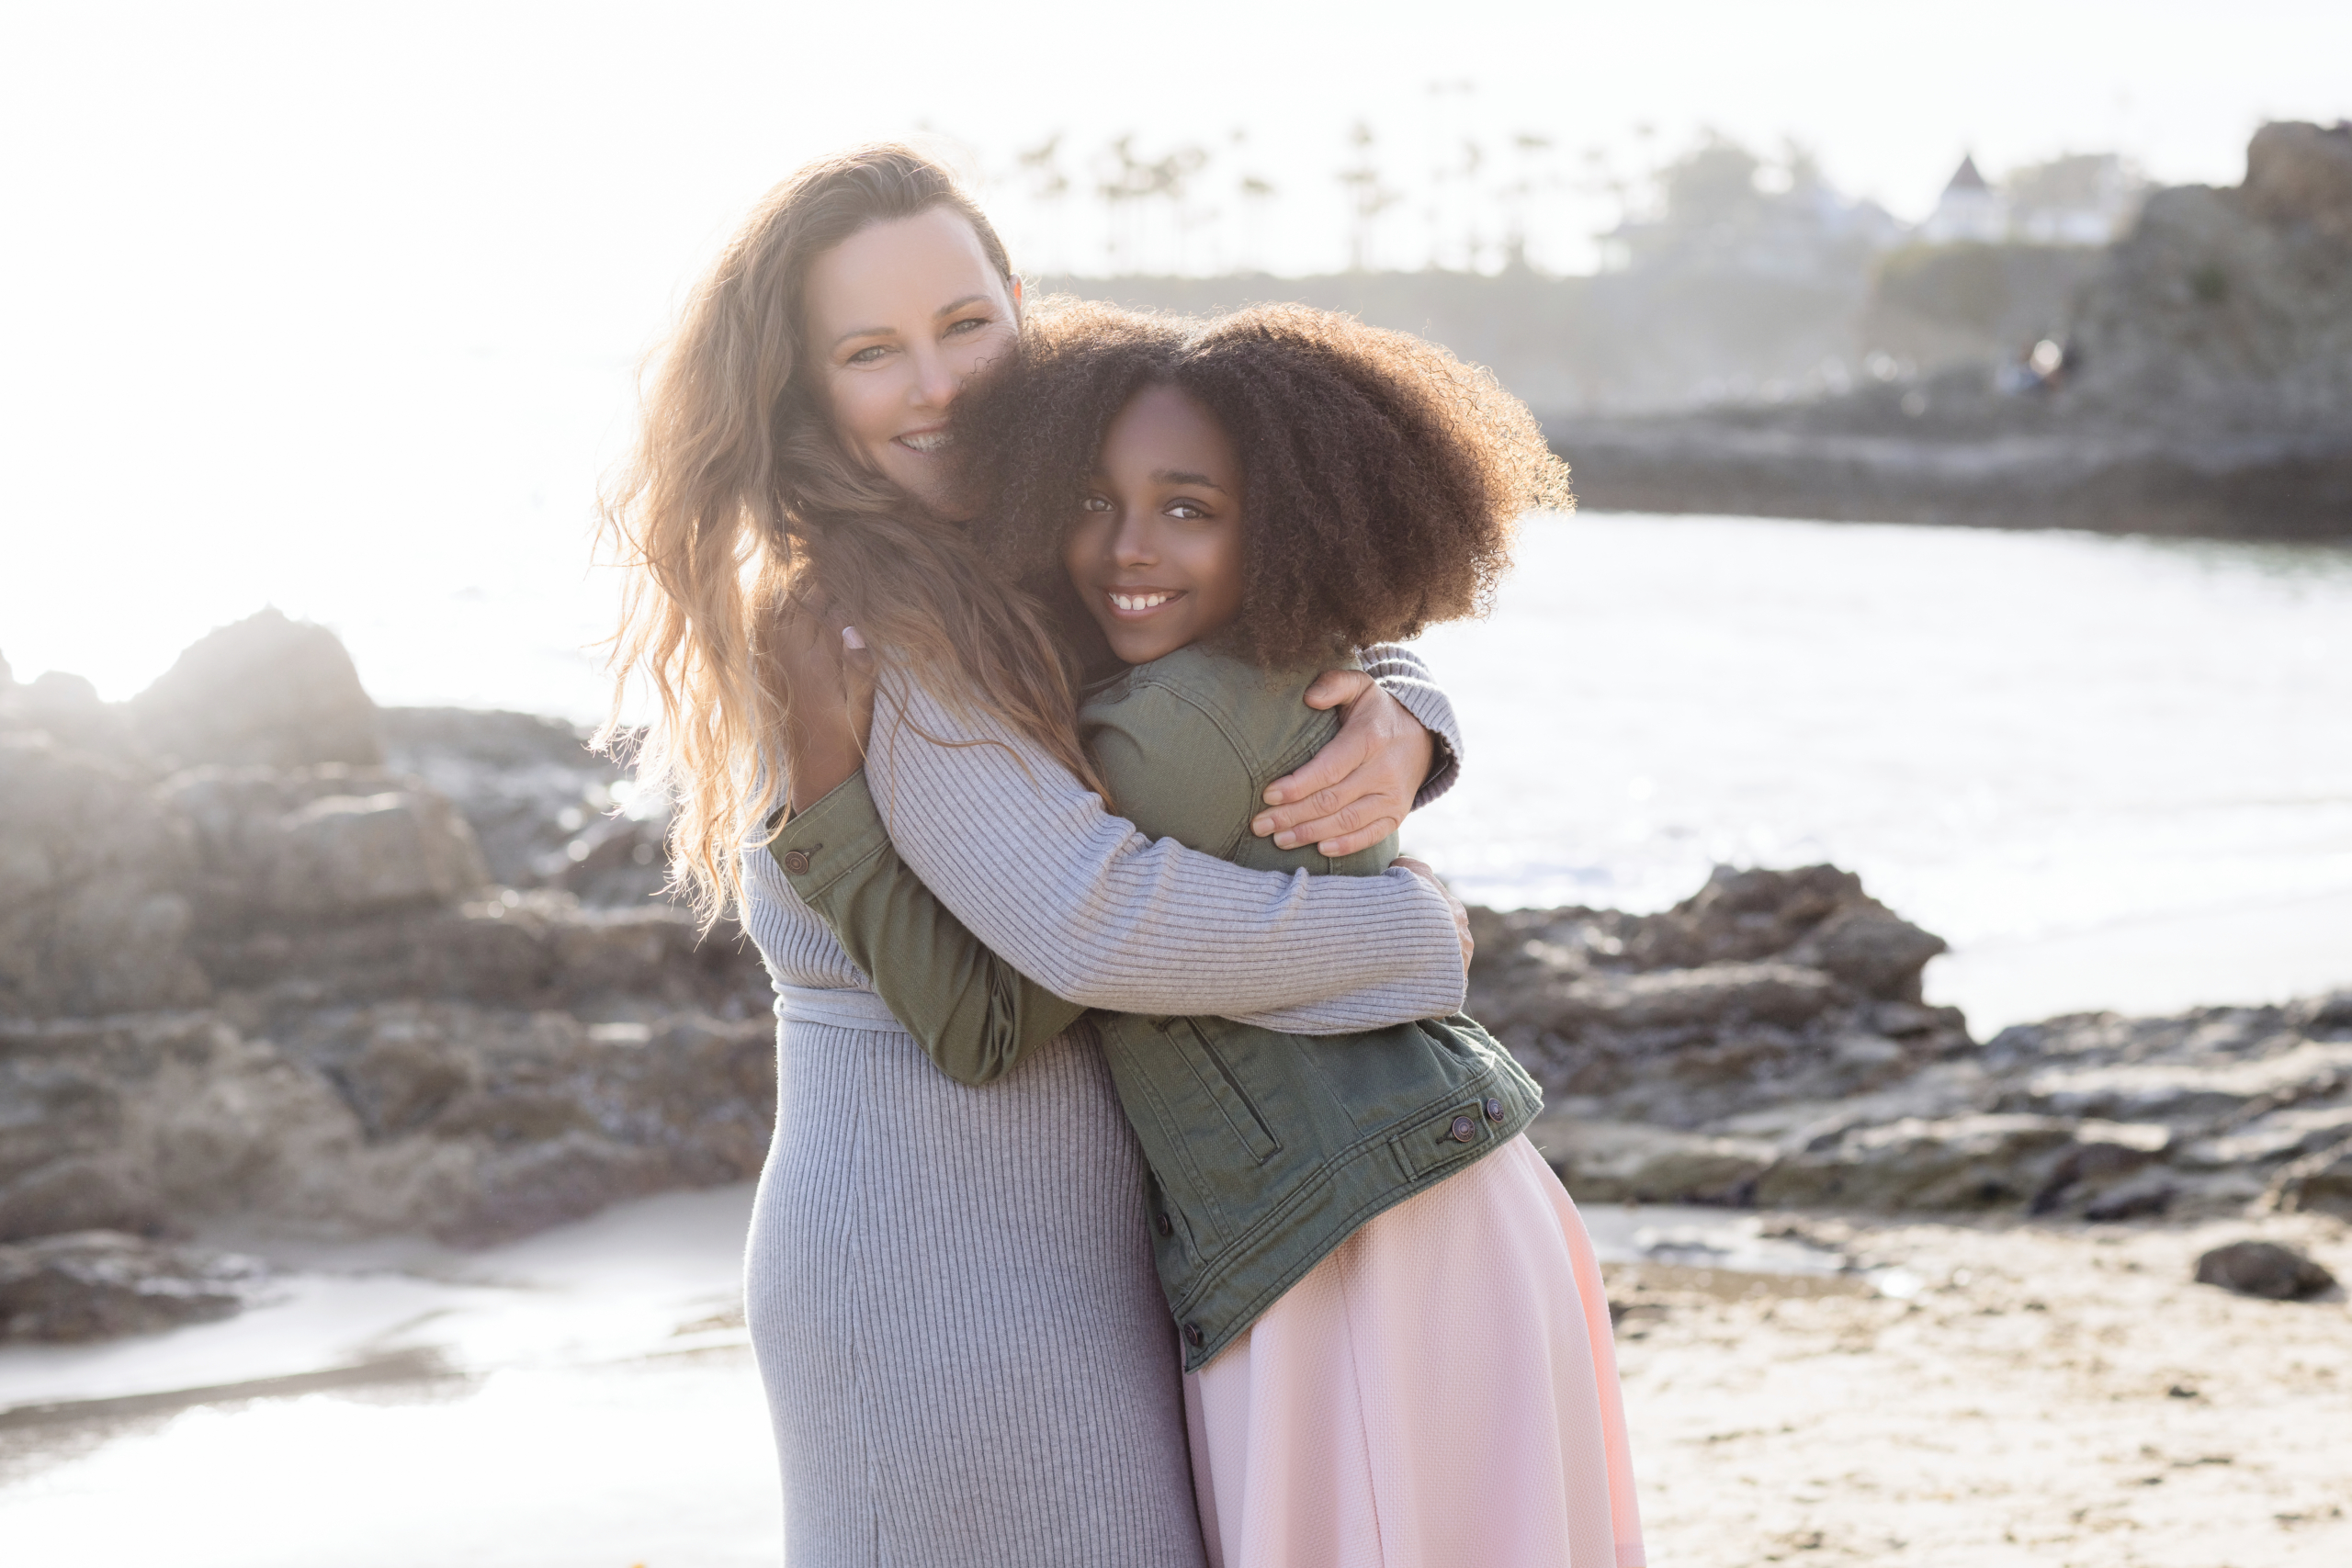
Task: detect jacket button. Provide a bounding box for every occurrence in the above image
[1449,1114,1477,1144]
[781,850,811,874]
[1156,1213,1173,1237]
[1485,1097,1506,1122]
[1182,1322,1204,1348]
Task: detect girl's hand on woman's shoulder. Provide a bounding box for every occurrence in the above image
[1250,671,1436,857]
[774,594,877,813]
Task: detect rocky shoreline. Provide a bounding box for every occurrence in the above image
[1546,414,2352,542]
[1553,120,2352,542]
[4,611,2346,1344]
[1476,874,2352,1224]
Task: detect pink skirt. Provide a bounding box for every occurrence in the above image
[1182,1136,1645,1568]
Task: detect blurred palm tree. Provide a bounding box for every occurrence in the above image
[1338,120,1403,272]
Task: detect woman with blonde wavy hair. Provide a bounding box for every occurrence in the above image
[602,145,1473,1567]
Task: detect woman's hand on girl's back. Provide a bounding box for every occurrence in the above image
[1250,671,1436,857]
[775,595,877,813]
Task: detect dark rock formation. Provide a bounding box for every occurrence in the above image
[379,706,669,908]
[1491,868,2352,1221]
[6,613,2345,1341]
[1470,865,1961,1130]
[0,1231,265,1342]
[0,617,776,1338]
[2192,1238,2338,1301]
[130,608,385,769]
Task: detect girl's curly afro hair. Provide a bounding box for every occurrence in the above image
[956,299,1570,671]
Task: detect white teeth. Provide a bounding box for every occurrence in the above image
[1110,592,1176,612]
[898,431,952,453]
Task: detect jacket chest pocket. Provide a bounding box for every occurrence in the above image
[1166,1018,1282,1166]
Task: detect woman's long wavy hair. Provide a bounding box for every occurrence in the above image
[597,145,1096,927]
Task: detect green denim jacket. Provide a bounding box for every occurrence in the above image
[771,646,1541,1371]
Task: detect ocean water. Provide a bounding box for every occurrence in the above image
[1403,514,2352,1028]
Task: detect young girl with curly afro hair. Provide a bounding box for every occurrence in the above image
[796,299,1643,1568]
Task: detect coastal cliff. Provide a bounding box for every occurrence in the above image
[1553,122,2352,539]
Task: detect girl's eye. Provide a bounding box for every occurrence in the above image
[845,344,889,366]
[1168,500,1209,520]
[1080,495,1113,513]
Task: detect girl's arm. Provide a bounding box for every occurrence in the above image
[773,772,1087,1086]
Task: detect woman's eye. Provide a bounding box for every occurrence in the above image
[845,344,889,366]
[944,315,991,336]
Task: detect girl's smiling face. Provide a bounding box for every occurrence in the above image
[1064,382,1248,666]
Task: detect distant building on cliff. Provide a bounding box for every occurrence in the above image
[1921,154,2006,243]
[1918,152,2146,247]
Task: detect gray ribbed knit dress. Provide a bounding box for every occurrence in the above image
[737,649,1466,1568]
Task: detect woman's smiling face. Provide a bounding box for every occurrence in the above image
[802,206,1020,516]
[1063,382,1248,666]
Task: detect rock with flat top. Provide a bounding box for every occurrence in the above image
[1753,1114,2081,1213]
[1531,1117,1776,1205]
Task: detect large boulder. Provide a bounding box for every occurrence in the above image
[164,764,492,923]
[1469,864,1962,1128]
[0,1003,775,1253]
[130,608,383,769]
[0,733,210,1017]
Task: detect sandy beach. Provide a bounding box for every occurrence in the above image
[4,1184,2346,1565]
[1612,1209,2352,1568]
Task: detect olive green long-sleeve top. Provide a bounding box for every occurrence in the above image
[773,645,1539,1371]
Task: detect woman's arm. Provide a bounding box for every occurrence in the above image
[851,671,1465,1032]
[775,773,1085,1085]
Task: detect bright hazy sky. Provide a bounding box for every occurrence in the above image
[4,0,2346,705]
